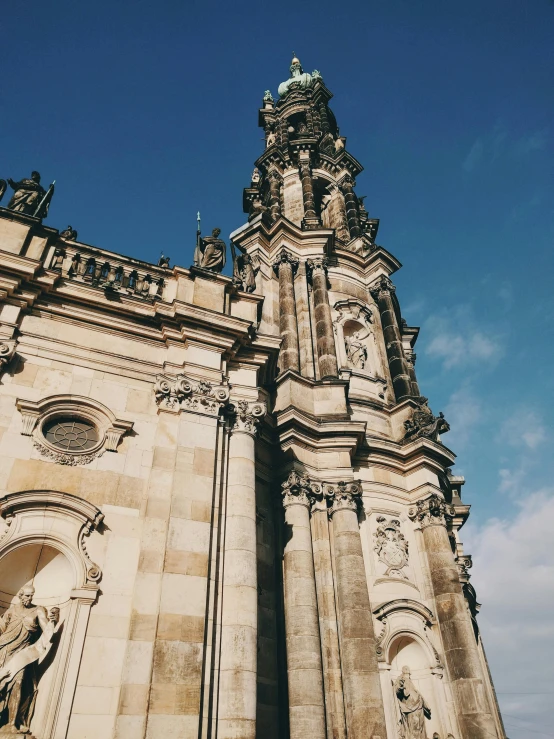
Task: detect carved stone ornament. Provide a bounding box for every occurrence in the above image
[306,257,328,278]
[373,516,409,578]
[0,340,16,368]
[226,399,266,436]
[281,471,322,510]
[403,396,450,444]
[272,249,299,276]
[408,494,455,530]
[369,275,395,301]
[16,395,134,466]
[324,480,362,517]
[154,374,230,415]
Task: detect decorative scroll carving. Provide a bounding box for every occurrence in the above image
[376,616,389,662]
[373,516,409,578]
[325,480,362,517]
[393,666,431,738]
[154,375,230,415]
[0,586,60,735]
[281,471,321,510]
[226,399,266,436]
[408,494,454,530]
[32,439,101,467]
[0,341,17,369]
[403,397,450,444]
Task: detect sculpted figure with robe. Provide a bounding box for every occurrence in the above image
[393,666,431,739]
[0,586,59,735]
[6,173,46,216]
[194,228,226,273]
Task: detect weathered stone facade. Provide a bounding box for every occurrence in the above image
[0,59,505,739]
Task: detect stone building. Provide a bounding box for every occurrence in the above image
[0,58,505,739]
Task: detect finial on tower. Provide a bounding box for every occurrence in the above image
[291,52,300,65]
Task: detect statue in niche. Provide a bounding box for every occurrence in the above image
[393,666,431,739]
[194,228,226,273]
[345,330,368,369]
[6,172,46,216]
[374,516,409,578]
[0,586,60,735]
[266,128,277,148]
[59,225,78,241]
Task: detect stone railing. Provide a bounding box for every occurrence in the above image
[48,242,168,301]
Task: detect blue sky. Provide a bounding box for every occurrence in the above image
[2,1,553,736]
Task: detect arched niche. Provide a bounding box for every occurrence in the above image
[332,299,388,401]
[373,600,460,739]
[0,490,103,739]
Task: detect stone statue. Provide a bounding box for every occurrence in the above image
[59,225,78,241]
[393,666,431,739]
[0,181,6,204]
[266,129,277,148]
[158,253,170,268]
[194,228,226,273]
[263,90,274,103]
[345,331,368,369]
[234,252,257,293]
[6,173,46,216]
[404,397,450,443]
[251,168,261,187]
[0,586,60,735]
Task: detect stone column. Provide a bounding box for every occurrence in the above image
[299,154,320,229]
[218,400,266,739]
[281,472,327,739]
[268,169,282,221]
[406,350,421,397]
[307,258,338,379]
[409,495,499,739]
[370,276,412,402]
[273,251,300,373]
[326,481,387,739]
[339,175,361,239]
[311,498,347,739]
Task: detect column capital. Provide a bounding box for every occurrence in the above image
[226,399,266,436]
[338,174,356,190]
[369,275,395,301]
[408,494,454,529]
[325,480,362,517]
[281,471,321,510]
[267,167,283,183]
[306,257,328,278]
[273,249,299,276]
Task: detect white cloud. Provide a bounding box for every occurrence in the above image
[444,385,482,449]
[426,328,502,370]
[498,408,547,450]
[465,491,554,739]
[463,138,484,172]
[462,124,548,173]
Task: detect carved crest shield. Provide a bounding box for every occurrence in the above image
[373,517,409,578]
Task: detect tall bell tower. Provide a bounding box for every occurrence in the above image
[231,57,506,739]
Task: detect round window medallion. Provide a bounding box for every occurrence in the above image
[42,418,99,452]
